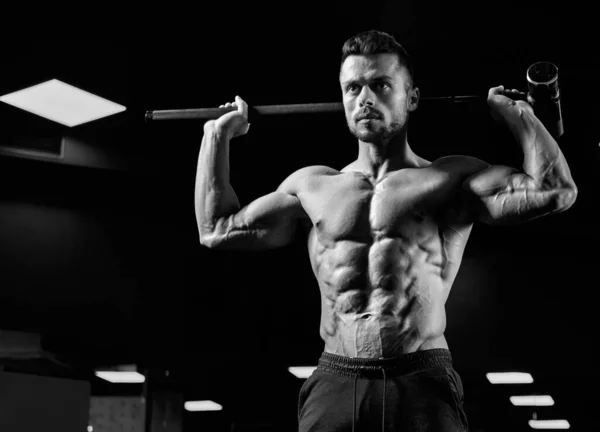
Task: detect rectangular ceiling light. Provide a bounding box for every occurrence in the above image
[510,395,554,406]
[486,372,533,384]
[288,366,317,379]
[528,419,570,429]
[0,79,126,127]
[94,371,145,383]
[184,400,223,412]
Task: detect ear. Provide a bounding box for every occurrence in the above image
[407,87,420,112]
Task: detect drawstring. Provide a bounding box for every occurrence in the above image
[314,350,452,432]
[352,368,388,432]
[381,368,387,432]
[352,372,359,432]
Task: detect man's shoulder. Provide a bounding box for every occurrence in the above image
[432,155,491,176]
[288,165,339,183]
[278,165,338,194]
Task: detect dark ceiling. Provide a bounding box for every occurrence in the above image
[0,1,598,431]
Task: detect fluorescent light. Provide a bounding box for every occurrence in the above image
[510,395,554,406]
[0,79,126,127]
[184,400,223,411]
[528,419,570,429]
[288,366,317,379]
[94,371,145,383]
[486,372,533,384]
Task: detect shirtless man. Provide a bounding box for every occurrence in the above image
[195,30,577,432]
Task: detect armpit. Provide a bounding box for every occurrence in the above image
[440,189,476,226]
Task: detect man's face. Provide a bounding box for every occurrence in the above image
[340,53,417,144]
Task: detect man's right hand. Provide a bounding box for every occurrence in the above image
[205,95,250,140]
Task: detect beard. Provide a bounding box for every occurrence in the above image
[347,110,408,144]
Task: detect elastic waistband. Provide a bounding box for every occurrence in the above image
[317,348,453,378]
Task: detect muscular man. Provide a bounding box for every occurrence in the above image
[195,30,577,432]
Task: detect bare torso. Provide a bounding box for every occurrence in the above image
[295,157,476,358]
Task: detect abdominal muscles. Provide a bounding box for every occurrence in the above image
[315,237,449,358]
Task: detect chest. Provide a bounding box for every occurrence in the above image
[298,169,464,242]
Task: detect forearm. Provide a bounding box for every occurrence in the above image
[195,121,240,238]
[506,106,576,192]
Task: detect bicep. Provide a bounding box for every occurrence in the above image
[462,164,560,225]
[206,190,305,250]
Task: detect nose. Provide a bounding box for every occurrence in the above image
[357,86,375,107]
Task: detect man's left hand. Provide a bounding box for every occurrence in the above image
[487,85,534,124]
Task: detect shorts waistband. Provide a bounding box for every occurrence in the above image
[316,348,453,378]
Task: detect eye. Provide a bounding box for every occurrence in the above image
[346,84,358,93]
[376,82,390,90]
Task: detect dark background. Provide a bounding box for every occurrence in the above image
[0,1,597,431]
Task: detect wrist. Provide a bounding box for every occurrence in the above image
[204,121,232,141]
[501,105,536,141]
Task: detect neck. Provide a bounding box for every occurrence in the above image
[355,128,421,179]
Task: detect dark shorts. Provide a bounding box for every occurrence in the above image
[297,348,468,432]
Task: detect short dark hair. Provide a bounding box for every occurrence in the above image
[340,30,415,90]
